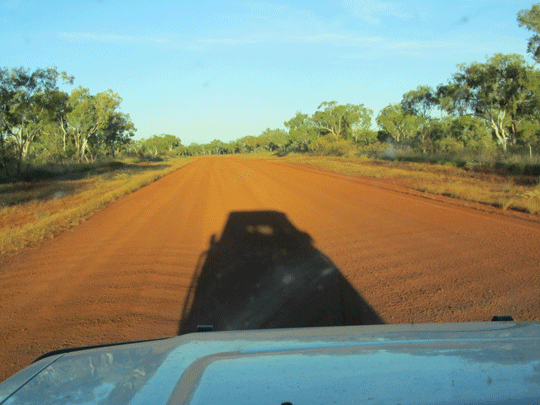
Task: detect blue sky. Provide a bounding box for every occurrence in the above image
[0,0,536,144]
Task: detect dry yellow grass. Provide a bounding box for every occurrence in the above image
[2,153,537,256]
[251,153,540,215]
[0,157,195,255]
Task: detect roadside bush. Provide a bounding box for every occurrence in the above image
[467,138,498,158]
[435,137,464,154]
[356,142,396,158]
[490,154,540,177]
[308,137,356,156]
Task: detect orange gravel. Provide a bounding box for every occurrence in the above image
[1,156,540,382]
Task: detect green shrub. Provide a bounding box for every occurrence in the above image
[356,142,390,157]
[308,137,356,156]
[466,138,498,158]
[435,137,464,154]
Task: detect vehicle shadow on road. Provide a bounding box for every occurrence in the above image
[178,210,383,335]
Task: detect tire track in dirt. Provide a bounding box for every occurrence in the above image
[1,156,540,382]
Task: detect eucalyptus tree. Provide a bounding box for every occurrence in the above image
[258,128,288,151]
[0,68,14,169]
[37,89,72,161]
[518,3,540,63]
[205,139,227,155]
[93,112,136,158]
[311,101,372,140]
[376,103,421,144]
[436,54,539,152]
[400,85,440,149]
[401,85,438,118]
[235,135,258,153]
[139,134,180,157]
[0,66,73,176]
[444,115,491,147]
[284,111,317,150]
[519,118,540,157]
[67,87,123,162]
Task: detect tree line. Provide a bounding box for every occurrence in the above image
[2,4,540,178]
[148,4,540,159]
[0,67,135,178]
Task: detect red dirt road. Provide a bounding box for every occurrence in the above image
[1,156,540,381]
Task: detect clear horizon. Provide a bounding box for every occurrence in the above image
[0,0,535,144]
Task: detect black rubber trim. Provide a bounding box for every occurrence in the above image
[32,336,170,363]
[491,315,514,322]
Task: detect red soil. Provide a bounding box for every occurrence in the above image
[1,156,539,382]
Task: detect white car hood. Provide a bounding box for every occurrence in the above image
[1,322,539,404]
